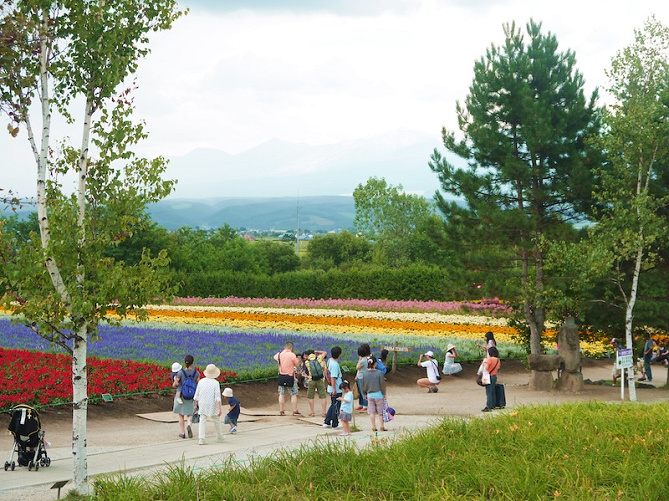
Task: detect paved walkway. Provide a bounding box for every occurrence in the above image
[0,412,442,500]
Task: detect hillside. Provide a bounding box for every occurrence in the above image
[148,195,356,232]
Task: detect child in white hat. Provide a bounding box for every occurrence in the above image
[222,387,240,434]
[171,362,184,404]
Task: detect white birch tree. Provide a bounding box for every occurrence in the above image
[0,0,183,494]
[590,16,669,401]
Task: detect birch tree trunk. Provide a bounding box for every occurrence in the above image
[71,328,89,494]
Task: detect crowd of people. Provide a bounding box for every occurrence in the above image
[170,333,504,442]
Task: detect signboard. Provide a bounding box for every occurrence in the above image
[382,346,412,352]
[616,348,633,369]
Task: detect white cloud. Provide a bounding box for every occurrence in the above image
[2,0,669,197]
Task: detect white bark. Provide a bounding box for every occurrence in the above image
[71,328,89,495]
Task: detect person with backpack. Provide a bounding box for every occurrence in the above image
[304,349,328,418]
[172,354,200,439]
[323,346,343,429]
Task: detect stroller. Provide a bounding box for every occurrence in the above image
[4,404,51,471]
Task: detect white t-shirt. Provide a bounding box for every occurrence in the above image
[421,359,441,384]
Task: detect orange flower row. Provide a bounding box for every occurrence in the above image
[137,308,517,336]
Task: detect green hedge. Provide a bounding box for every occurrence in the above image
[177,264,478,301]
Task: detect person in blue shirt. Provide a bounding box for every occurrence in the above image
[323,346,343,429]
[337,380,353,436]
[222,387,240,434]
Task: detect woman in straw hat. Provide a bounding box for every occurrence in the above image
[193,364,225,445]
[442,343,463,376]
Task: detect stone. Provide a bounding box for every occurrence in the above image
[528,354,562,371]
[556,371,584,392]
[557,316,581,373]
[528,370,554,391]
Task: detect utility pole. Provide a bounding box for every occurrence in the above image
[295,195,301,256]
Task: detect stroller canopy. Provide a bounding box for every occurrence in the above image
[8,404,42,448]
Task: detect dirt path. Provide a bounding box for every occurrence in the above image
[3,359,668,500]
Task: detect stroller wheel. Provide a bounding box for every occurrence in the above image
[45,457,51,467]
[34,461,39,471]
[10,462,15,471]
[28,461,32,471]
[3,461,8,471]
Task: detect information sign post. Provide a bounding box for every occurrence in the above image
[616,348,633,400]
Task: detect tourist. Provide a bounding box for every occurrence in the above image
[355,343,371,411]
[442,343,463,376]
[323,346,343,429]
[362,355,387,432]
[337,380,353,437]
[273,341,302,416]
[417,351,441,393]
[643,333,655,383]
[478,331,496,357]
[482,347,501,412]
[304,349,328,417]
[222,387,240,434]
[193,363,225,445]
[172,354,200,439]
[610,338,622,385]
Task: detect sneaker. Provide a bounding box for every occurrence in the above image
[230,429,237,434]
[229,425,237,434]
[333,424,341,429]
[178,433,186,439]
[482,407,492,412]
[427,388,434,393]
[338,432,350,436]
[322,423,331,428]
[198,439,205,445]
[186,425,193,439]
[432,387,439,393]
[177,397,184,404]
[355,406,364,411]
[216,437,225,443]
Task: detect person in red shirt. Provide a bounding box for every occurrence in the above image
[482,346,501,412]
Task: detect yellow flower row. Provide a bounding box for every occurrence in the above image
[146,304,510,326]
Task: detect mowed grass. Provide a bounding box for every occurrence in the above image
[91,401,669,500]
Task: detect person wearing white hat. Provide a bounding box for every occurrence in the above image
[193,364,225,445]
[417,351,441,393]
[442,344,463,376]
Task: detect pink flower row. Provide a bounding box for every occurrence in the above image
[169,296,511,317]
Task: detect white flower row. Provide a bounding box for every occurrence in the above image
[148,304,510,326]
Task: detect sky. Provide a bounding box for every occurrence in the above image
[3,0,669,199]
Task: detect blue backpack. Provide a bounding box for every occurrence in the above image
[181,369,197,400]
[376,359,387,374]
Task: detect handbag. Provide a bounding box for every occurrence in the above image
[476,362,487,387]
[381,397,394,422]
[191,413,200,423]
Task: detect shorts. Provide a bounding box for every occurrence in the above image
[307,378,327,399]
[224,415,238,426]
[612,365,621,379]
[367,397,384,415]
[278,380,299,396]
[339,411,351,422]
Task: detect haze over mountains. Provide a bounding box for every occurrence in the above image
[146,129,449,231]
[163,129,444,199]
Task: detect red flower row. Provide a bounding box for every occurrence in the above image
[0,347,236,412]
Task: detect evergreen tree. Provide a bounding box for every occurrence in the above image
[429,20,600,354]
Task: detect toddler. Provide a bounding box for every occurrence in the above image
[337,380,353,436]
[223,387,240,434]
[171,362,184,404]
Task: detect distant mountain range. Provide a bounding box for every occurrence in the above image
[148,196,356,232]
[164,129,446,199]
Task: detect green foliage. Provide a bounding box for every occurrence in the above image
[303,230,372,270]
[353,177,434,268]
[178,264,477,301]
[430,19,601,353]
[93,401,669,500]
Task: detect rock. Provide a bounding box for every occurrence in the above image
[556,372,584,392]
[528,370,554,391]
[557,316,581,373]
[528,354,562,371]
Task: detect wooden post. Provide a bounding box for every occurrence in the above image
[392,341,398,374]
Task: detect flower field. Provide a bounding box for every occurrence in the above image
[0,296,613,411]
